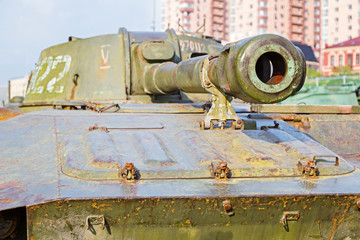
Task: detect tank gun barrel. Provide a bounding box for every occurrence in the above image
[143,34,306,104]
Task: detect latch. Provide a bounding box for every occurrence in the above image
[86,215,108,234]
[281,211,300,232]
[260,121,279,130]
[121,162,138,181]
[211,161,231,179]
[88,124,109,133]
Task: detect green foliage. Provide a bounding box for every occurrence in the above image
[331,65,354,76]
[306,67,321,79]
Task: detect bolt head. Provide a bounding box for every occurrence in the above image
[356,199,360,209]
[223,200,232,211]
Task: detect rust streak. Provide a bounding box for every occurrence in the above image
[327,203,350,240]
[0,107,22,121]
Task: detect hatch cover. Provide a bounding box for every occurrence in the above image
[57,116,354,180]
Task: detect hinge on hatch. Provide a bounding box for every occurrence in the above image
[121,162,138,181]
[210,161,231,179]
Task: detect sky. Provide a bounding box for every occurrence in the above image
[0,0,162,86]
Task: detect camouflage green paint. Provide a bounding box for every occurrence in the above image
[27,196,360,240]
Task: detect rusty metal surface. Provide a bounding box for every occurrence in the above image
[251,104,360,114]
[252,112,360,169]
[1,108,360,212]
[0,107,22,121]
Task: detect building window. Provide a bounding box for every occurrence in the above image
[331,56,335,66]
[339,55,343,66]
[348,54,353,66]
[349,4,352,9]
[356,54,360,65]
[259,10,267,16]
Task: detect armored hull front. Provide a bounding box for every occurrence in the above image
[1,104,360,239]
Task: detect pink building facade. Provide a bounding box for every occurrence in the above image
[322,37,360,76]
[163,0,360,69]
[228,0,321,59]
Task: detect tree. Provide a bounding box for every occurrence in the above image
[331,65,354,76]
[306,67,321,79]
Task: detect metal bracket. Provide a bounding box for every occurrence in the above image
[86,215,107,234]
[281,211,300,232]
[200,57,241,130]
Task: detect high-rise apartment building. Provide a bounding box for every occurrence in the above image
[228,0,321,59]
[163,0,360,64]
[162,0,227,40]
[321,0,360,48]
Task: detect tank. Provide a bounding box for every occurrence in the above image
[1,28,360,240]
[279,81,360,105]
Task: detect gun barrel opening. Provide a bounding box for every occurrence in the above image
[255,52,286,86]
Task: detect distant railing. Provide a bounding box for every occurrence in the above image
[307,75,360,86]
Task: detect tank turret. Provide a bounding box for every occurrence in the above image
[23,29,305,106]
[22,29,305,128]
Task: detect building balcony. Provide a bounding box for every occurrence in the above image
[291,28,303,34]
[179,0,194,4]
[291,2,303,8]
[212,10,224,16]
[212,1,224,9]
[213,18,225,24]
[291,11,303,17]
[180,7,194,13]
[292,21,303,26]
